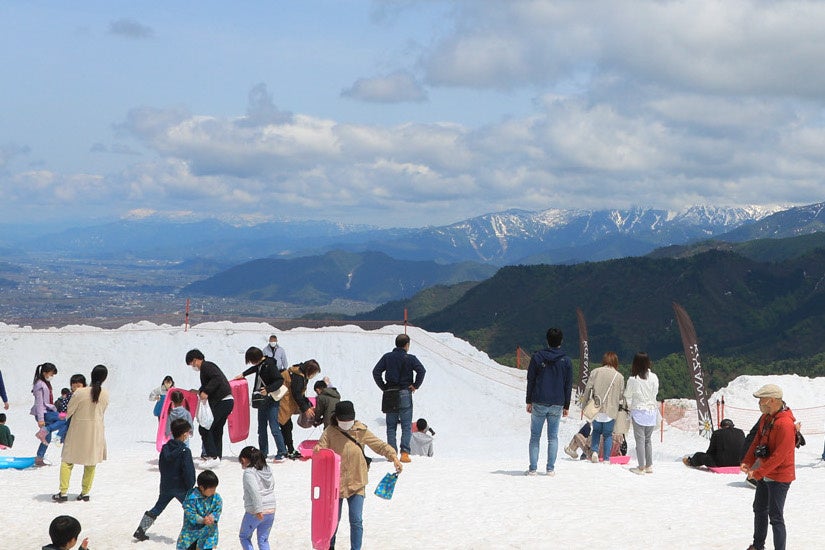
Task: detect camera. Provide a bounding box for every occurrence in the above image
[754,445,770,458]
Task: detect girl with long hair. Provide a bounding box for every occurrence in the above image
[623,352,659,475]
[30,362,59,466]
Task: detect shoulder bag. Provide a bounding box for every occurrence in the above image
[583,372,619,422]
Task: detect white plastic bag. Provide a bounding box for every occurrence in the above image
[196,398,214,429]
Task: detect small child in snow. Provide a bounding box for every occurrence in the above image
[165,390,194,444]
[134,419,196,542]
[43,514,89,550]
[176,469,222,550]
[238,446,277,550]
[410,418,435,457]
[0,413,15,448]
[55,388,71,414]
[150,375,175,418]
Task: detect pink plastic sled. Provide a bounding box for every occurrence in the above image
[299,439,319,459]
[708,466,742,474]
[609,455,631,465]
[311,448,341,550]
[227,379,250,443]
[155,387,200,452]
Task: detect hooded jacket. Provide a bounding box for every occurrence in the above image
[177,487,222,550]
[159,438,196,495]
[242,465,276,514]
[526,348,573,409]
[314,387,341,427]
[742,405,796,483]
[315,421,397,498]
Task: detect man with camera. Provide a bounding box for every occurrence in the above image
[740,384,796,550]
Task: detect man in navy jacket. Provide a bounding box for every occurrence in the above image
[373,333,426,463]
[525,327,573,476]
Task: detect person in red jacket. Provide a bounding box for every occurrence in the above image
[740,384,796,550]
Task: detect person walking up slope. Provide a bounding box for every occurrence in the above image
[525,327,573,476]
[372,333,426,463]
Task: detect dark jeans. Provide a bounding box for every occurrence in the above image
[752,479,791,550]
[280,418,294,453]
[198,398,234,459]
[257,398,286,458]
[148,490,186,517]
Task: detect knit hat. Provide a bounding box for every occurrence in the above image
[334,400,355,421]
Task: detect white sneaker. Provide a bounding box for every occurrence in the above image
[629,467,646,475]
[525,469,537,476]
[644,466,654,474]
[590,452,599,463]
[812,459,825,468]
[545,470,556,477]
[199,457,220,469]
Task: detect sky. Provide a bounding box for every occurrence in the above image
[1,321,824,548]
[2,1,825,229]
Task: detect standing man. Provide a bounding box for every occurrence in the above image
[525,327,573,476]
[372,333,426,463]
[741,384,796,550]
[263,334,288,372]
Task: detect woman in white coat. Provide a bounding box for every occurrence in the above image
[54,364,109,501]
[623,352,659,475]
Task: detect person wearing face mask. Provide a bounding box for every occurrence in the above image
[262,335,288,373]
[740,384,796,550]
[185,349,234,469]
[278,360,320,459]
[315,401,402,550]
[31,362,59,466]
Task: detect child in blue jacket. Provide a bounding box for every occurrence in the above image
[134,418,196,542]
[176,469,222,550]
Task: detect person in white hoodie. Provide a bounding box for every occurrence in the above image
[238,446,276,550]
[623,352,659,475]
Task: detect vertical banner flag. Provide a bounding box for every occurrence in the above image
[672,302,713,439]
[576,308,590,403]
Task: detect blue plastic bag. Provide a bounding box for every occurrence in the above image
[374,472,399,500]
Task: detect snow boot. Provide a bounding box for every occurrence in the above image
[133,512,155,541]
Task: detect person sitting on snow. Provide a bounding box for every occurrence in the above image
[410,418,435,457]
[683,418,746,468]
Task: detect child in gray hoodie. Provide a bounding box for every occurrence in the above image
[238,446,276,550]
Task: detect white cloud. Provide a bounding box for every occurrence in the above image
[342,71,428,103]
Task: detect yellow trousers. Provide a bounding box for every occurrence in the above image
[59,462,96,496]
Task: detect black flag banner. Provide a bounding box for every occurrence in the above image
[576,307,590,404]
[673,302,714,439]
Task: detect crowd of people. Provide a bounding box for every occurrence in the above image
[0,325,812,549]
[525,326,806,550]
[0,332,430,549]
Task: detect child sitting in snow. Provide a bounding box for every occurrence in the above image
[43,515,89,549]
[0,413,15,448]
[410,418,435,457]
[176,469,222,550]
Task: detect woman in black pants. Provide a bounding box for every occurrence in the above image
[185,349,234,468]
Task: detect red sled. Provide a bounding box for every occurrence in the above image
[709,466,742,474]
[227,378,250,443]
[311,448,341,550]
[155,387,200,452]
[609,455,631,465]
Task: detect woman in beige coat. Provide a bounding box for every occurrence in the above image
[315,400,402,550]
[53,364,109,502]
[582,351,625,463]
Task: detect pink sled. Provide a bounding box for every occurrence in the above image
[311,448,341,550]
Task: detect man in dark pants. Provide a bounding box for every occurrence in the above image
[683,418,745,468]
[740,384,796,550]
[372,333,426,463]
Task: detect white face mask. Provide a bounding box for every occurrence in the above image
[338,420,355,431]
[269,343,277,348]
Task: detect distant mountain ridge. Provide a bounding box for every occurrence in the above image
[181,250,497,306]
[1,203,793,265]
